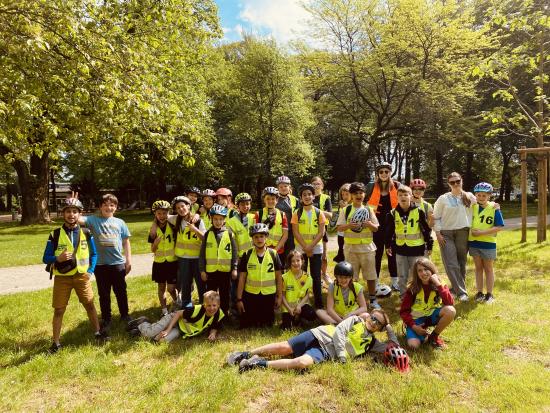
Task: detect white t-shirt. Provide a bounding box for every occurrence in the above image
[433,192,476,232]
[336,205,378,253]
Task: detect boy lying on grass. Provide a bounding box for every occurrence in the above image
[228,309,409,373]
[127,290,223,342]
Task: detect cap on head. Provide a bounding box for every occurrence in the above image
[349,182,366,194]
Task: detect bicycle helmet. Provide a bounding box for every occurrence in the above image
[187,186,201,196]
[202,189,216,198]
[171,196,191,209]
[473,182,493,193]
[383,342,410,373]
[334,261,354,278]
[216,187,232,197]
[350,207,370,233]
[298,183,315,196]
[276,175,291,185]
[262,186,279,197]
[209,204,228,217]
[409,179,427,189]
[375,162,393,173]
[235,192,252,204]
[376,284,392,298]
[249,223,270,237]
[151,200,170,212]
[61,198,84,212]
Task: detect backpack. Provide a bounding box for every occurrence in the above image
[46,227,92,279]
[296,206,321,223]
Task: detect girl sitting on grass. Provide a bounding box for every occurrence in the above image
[315,261,368,325]
[400,258,456,349]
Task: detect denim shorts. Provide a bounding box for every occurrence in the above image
[469,247,497,260]
[288,330,329,363]
[405,307,442,341]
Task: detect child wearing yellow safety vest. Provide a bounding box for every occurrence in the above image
[148,200,178,316]
[199,205,238,315]
[311,176,333,286]
[254,187,289,258]
[333,183,351,263]
[186,187,201,215]
[275,175,300,267]
[281,250,317,329]
[128,290,224,343]
[42,198,107,353]
[198,189,216,230]
[316,261,368,325]
[410,179,434,228]
[228,309,402,372]
[384,185,433,298]
[400,258,455,349]
[468,182,504,304]
[236,223,283,328]
[291,183,327,309]
[336,182,380,309]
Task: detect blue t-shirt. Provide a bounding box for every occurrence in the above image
[468,207,504,250]
[83,215,131,265]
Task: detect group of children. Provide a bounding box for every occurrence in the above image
[42,170,503,374]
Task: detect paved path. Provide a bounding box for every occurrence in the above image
[0,215,547,295]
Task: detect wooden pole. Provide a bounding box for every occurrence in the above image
[521,147,527,243]
[542,156,547,241]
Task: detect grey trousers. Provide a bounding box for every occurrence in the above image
[396,254,423,297]
[138,313,181,343]
[439,228,469,296]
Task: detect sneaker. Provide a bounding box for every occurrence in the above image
[227,351,251,366]
[239,355,267,373]
[370,300,382,310]
[126,316,149,331]
[458,294,469,302]
[121,315,133,323]
[128,328,141,337]
[390,279,400,292]
[48,342,62,354]
[95,331,111,343]
[484,293,495,304]
[474,292,485,303]
[101,319,112,331]
[428,334,446,349]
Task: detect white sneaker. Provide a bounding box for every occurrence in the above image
[458,294,469,302]
[390,279,400,292]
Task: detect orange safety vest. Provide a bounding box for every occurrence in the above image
[367,182,398,212]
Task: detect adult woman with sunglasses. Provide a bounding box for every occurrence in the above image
[366,163,401,291]
[433,172,477,301]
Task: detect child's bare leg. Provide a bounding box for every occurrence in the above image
[315,309,338,325]
[82,301,101,332]
[267,354,314,370]
[250,341,293,357]
[407,338,422,349]
[473,256,484,292]
[158,282,167,308]
[167,283,177,302]
[52,307,66,344]
[482,259,495,294]
[433,306,456,335]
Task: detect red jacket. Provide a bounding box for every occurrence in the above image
[400,283,454,327]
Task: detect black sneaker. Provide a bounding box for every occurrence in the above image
[48,342,62,354]
[95,331,111,343]
[239,355,267,373]
[128,328,141,337]
[126,316,149,331]
[101,319,112,332]
[121,315,133,323]
[474,292,485,303]
[227,351,251,366]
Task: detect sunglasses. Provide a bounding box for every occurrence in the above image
[370,315,384,328]
[378,170,391,175]
[448,179,461,185]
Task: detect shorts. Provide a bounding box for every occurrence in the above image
[52,273,94,308]
[288,330,329,363]
[405,307,442,341]
[469,247,497,260]
[344,248,376,281]
[152,261,178,284]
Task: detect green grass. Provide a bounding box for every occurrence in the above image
[0,229,549,412]
[0,211,153,267]
[498,201,539,219]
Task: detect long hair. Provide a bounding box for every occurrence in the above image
[407,257,439,296]
[375,172,395,192]
[338,183,351,202]
[286,250,304,270]
[447,172,471,208]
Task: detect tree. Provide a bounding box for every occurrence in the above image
[0,0,220,224]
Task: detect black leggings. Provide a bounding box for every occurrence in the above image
[373,228,397,278]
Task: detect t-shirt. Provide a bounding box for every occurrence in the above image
[328,282,363,305]
[468,207,505,250]
[314,194,332,212]
[290,208,327,254]
[238,248,283,273]
[83,215,130,266]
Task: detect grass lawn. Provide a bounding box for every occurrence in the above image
[0,229,549,412]
[0,211,153,267]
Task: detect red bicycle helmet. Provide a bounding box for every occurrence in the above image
[409,179,427,189]
[383,342,410,373]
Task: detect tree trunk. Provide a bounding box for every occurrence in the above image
[12,152,51,225]
[404,140,412,185]
[499,151,512,202]
[50,168,56,214]
[464,151,474,191]
[412,146,420,179]
[5,173,12,211]
[435,149,445,195]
